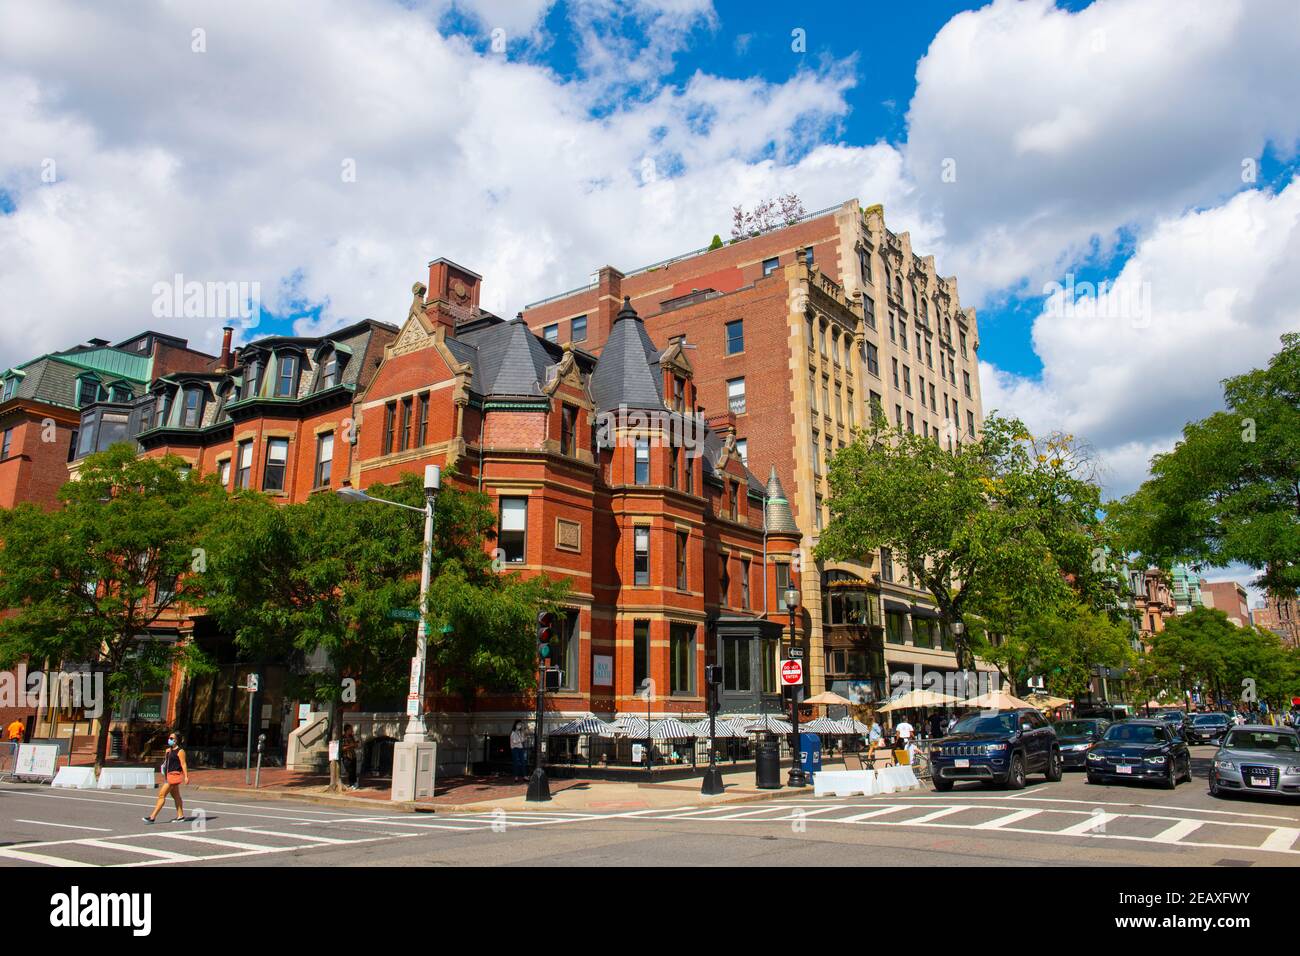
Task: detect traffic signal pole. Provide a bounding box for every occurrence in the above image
[527,610,554,802]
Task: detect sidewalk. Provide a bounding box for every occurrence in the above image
[184,765,797,813]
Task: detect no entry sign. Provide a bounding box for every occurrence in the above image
[781,659,803,686]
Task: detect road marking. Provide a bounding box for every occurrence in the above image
[890,805,970,825]
[151,833,290,852]
[1260,827,1300,852]
[228,828,358,845]
[0,848,97,867]
[973,808,1042,830]
[1151,819,1204,843]
[13,819,112,832]
[1051,813,1120,836]
[77,840,201,862]
[838,806,911,822]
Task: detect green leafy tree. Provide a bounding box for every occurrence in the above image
[979,601,1136,700]
[0,445,222,771]
[1112,333,1300,597]
[816,413,1120,669]
[200,473,568,788]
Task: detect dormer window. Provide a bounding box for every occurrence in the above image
[110,383,133,403]
[274,354,299,397]
[2,376,17,401]
[75,375,102,408]
[243,357,263,397]
[318,351,339,390]
[181,387,205,427]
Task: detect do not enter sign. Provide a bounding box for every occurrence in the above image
[780,659,803,686]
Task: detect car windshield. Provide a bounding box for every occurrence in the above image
[950,713,1018,735]
[1224,730,1299,752]
[1104,724,1165,744]
[1193,714,1228,725]
[1157,712,1182,721]
[1053,721,1098,737]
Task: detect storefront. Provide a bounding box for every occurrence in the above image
[822,571,886,704]
[711,615,785,715]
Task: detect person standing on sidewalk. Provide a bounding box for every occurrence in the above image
[341,724,359,791]
[143,731,189,824]
[509,720,528,782]
[6,718,23,744]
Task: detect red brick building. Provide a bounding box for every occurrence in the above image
[522,199,991,703]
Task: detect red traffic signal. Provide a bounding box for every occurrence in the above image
[536,611,556,658]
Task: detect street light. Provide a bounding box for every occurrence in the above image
[784,586,805,788]
[337,464,440,802]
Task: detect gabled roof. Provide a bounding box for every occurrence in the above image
[458,319,562,398]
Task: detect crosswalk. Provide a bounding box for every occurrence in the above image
[618,800,1300,856]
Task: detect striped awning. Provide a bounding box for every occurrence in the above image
[801,717,854,734]
[744,715,793,734]
[611,716,649,737]
[549,715,616,736]
[690,717,746,739]
[650,718,699,740]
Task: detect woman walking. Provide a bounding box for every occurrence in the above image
[143,731,189,824]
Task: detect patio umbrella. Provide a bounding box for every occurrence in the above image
[611,715,649,737]
[550,715,616,736]
[690,718,745,739]
[878,688,960,712]
[958,687,1039,710]
[803,691,853,707]
[1026,693,1072,712]
[802,717,848,734]
[649,718,698,740]
[743,715,793,735]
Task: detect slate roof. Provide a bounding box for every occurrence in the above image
[587,297,664,412]
[764,466,799,534]
[457,318,562,398]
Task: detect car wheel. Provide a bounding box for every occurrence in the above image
[1005,753,1026,790]
[1045,748,1062,782]
[932,776,953,792]
[1086,771,1102,785]
[1180,756,1193,784]
[1208,773,1222,798]
[1160,762,1176,790]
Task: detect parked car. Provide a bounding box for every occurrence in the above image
[929,708,1061,791]
[1077,705,1129,722]
[1185,712,1232,745]
[1209,725,1300,799]
[1085,719,1192,788]
[1052,718,1110,769]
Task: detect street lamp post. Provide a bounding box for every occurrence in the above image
[337,464,440,802]
[784,586,805,788]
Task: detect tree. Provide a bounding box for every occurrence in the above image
[1111,333,1300,597]
[0,444,223,771]
[979,601,1135,700]
[816,413,1121,669]
[730,193,807,240]
[200,472,568,788]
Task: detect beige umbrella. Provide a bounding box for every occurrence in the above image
[804,691,853,707]
[878,688,960,712]
[1026,693,1072,712]
[958,687,1039,710]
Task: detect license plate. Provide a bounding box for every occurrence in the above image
[1116,765,1132,774]
[1250,776,1271,788]
[954,758,969,768]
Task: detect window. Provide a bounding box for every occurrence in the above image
[903,365,912,396]
[899,318,908,350]
[815,495,823,531]
[819,323,827,357]
[725,319,744,355]
[314,432,334,488]
[634,527,650,585]
[865,341,879,376]
[761,638,778,693]
[542,324,558,343]
[633,621,650,690]
[670,623,696,695]
[762,257,779,277]
[75,376,100,408]
[740,557,751,609]
[218,458,231,488]
[318,352,339,389]
[891,358,899,388]
[868,391,883,421]
[967,410,976,435]
[0,428,10,459]
[383,402,396,455]
[812,430,821,475]
[834,384,842,421]
[499,497,527,563]
[847,391,855,428]
[236,441,253,489]
[728,482,739,521]
[669,445,679,488]
[560,404,577,456]
[821,380,829,416]
[417,392,430,446]
[571,315,587,342]
[776,562,791,611]
[929,382,937,412]
[634,439,650,484]
[960,332,968,357]
[889,312,896,343]
[672,376,685,412]
[913,617,935,648]
[886,612,906,645]
[906,411,914,434]
[2,377,15,401]
[963,371,972,398]
[881,547,894,582]
[182,388,204,427]
[727,377,746,415]
[723,636,752,692]
[262,437,288,491]
[67,430,78,462]
[925,338,933,368]
[735,438,748,465]
[809,371,818,412]
[274,354,298,397]
[400,397,412,451]
[805,245,815,266]
[894,404,902,426]
[243,358,263,397]
[863,295,876,329]
[719,554,731,604]
[684,451,694,493]
[676,530,689,590]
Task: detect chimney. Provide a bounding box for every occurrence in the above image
[594,266,624,348]
[217,326,233,372]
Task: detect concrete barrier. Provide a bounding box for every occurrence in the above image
[96,767,155,790]
[51,766,98,789]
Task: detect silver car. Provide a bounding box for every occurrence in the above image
[1209,725,1300,798]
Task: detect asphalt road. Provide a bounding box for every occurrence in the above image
[4,745,1299,867]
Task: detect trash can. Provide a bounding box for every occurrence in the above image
[755,734,782,789]
[799,732,822,781]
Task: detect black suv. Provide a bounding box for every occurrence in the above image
[930,708,1061,790]
[1186,712,1231,744]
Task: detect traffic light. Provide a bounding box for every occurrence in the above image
[536,611,556,660]
[544,668,563,692]
[705,664,723,686]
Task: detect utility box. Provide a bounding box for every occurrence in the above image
[390,739,436,802]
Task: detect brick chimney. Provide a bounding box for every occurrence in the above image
[593,266,624,348]
[216,326,233,372]
[425,258,481,334]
